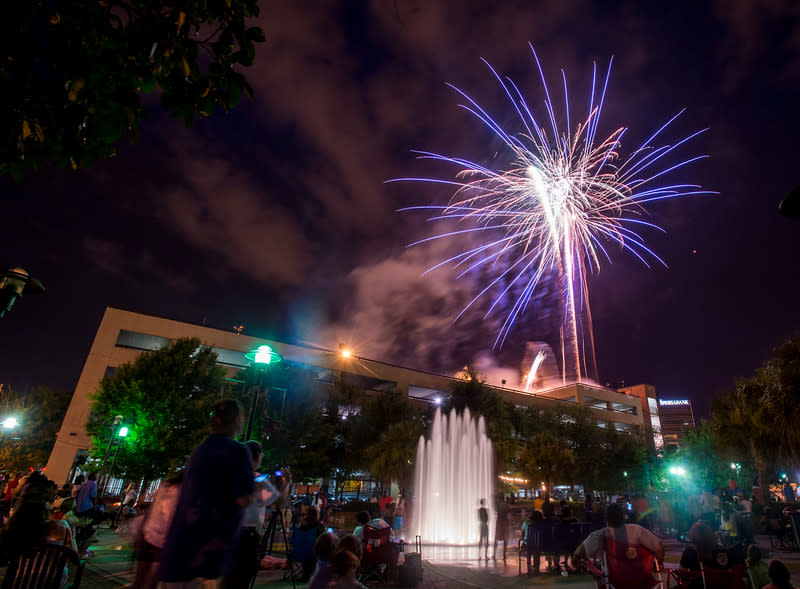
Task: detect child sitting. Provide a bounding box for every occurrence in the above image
[329,546,366,589]
[308,532,338,589]
[746,545,770,589]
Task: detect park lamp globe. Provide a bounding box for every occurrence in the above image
[245,344,281,366]
[669,465,687,477]
[242,344,282,441]
[2,417,18,429]
[0,267,44,318]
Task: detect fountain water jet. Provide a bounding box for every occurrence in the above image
[410,407,494,544]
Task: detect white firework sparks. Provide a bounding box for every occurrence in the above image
[395,45,713,383]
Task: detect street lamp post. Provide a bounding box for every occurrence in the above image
[99,416,123,493]
[243,345,281,441]
[101,425,129,497]
[106,427,128,486]
[0,267,44,319]
[99,416,122,484]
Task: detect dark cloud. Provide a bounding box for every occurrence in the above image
[0,1,798,421]
[713,0,800,91]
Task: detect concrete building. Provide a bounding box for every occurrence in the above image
[618,384,663,448]
[656,399,697,447]
[46,307,652,484]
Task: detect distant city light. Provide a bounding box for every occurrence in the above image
[498,474,529,484]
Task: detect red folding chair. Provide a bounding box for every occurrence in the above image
[666,545,748,589]
[586,533,664,589]
[360,519,398,584]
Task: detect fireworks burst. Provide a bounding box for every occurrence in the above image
[394,45,713,384]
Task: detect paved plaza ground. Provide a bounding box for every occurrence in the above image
[75,527,800,589]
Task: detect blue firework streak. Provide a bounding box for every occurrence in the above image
[393,45,713,384]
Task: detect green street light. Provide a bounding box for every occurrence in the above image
[245,344,281,366]
[243,345,282,440]
[0,416,18,447]
[669,466,686,477]
[105,423,129,495]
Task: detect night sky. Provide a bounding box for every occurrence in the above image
[2,1,799,419]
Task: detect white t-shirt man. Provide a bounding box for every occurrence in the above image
[580,524,663,560]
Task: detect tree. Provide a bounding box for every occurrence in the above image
[2,0,264,178]
[0,386,71,473]
[87,337,225,482]
[264,375,369,498]
[711,376,778,495]
[360,391,426,490]
[760,335,800,466]
[448,367,516,471]
[519,431,574,501]
[510,403,651,497]
[670,423,734,494]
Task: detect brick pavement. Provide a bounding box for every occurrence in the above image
[73,528,800,588]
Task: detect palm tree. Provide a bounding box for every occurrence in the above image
[711,377,780,496]
[760,336,800,467]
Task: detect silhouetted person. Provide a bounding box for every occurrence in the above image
[493,494,509,560]
[766,559,796,589]
[478,498,489,560]
[159,399,253,589]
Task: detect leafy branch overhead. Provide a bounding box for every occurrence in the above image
[1,0,265,178]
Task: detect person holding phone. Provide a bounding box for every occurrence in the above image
[225,441,282,588]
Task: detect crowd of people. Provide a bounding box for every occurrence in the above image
[1,402,798,589]
[0,397,414,588]
[508,483,800,589]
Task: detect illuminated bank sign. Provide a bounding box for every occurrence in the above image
[659,399,689,406]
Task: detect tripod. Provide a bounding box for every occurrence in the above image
[250,506,296,589]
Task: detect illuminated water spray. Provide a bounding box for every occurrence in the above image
[396,45,712,383]
[410,407,494,544]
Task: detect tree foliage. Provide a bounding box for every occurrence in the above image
[2,0,264,178]
[360,392,426,489]
[87,337,225,481]
[519,432,574,501]
[0,386,71,473]
[707,333,800,491]
[514,404,651,497]
[447,368,516,470]
[663,424,746,494]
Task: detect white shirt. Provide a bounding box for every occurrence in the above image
[241,476,280,531]
[142,482,181,549]
[581,524,662,560]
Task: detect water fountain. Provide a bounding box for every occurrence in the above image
[410,407,494,544]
